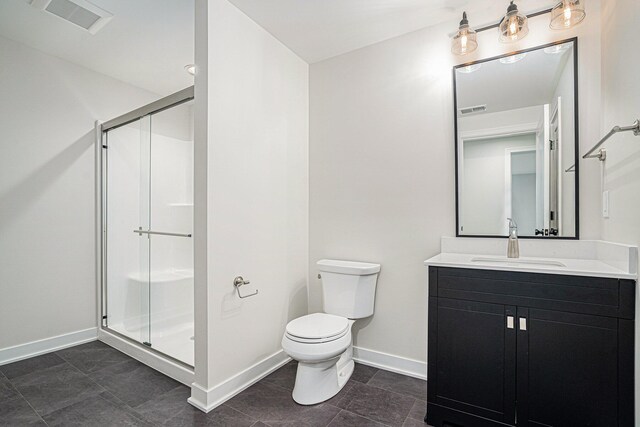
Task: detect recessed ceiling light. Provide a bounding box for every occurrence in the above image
[499,53,527,64]
[185,64,196,76]
[458,63,482,74]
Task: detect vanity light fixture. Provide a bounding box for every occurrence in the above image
[543,43,571,54]
[451,12,478,56]
[499,52,527,64]
[499,1,529,43]
[458,63,482,73]
[184,64,196,76]
[550,0,586,30]
[449,1,586,56]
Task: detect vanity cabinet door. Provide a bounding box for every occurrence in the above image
[430,298,516,425]
[516,308,621,427]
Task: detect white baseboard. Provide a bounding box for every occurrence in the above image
[98,328,194,386]
[353,346,426,380]
[0,327,98,366]
[188,350,290,413]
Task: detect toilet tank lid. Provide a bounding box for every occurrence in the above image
[317,259,380,275]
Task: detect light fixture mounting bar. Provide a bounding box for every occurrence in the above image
[448,7,553,37]
[476,7,553,33]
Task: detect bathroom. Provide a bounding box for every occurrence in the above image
[0,0,638,426]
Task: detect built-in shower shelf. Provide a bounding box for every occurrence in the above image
[169,203,193,207]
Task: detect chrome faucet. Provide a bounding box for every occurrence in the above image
[507,218,519,259]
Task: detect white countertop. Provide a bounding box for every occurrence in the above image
[425,253,636,280]
[424,238,638,280]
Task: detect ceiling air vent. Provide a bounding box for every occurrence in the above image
[29,0,113,34]
[459,104,487,115]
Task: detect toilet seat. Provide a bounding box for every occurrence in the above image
[285,313,349,343]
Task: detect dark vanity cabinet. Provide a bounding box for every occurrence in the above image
[426,267,635,427]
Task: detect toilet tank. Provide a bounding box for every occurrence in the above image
[318,259,381,319]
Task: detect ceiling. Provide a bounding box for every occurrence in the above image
[456,43,574,115]
[0,0,557,95]
[0,0,194,95]
[228,0,555,63]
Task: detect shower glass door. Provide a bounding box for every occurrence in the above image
[103,98,194,366]
[147,101,194,365]
[105,116,152,346]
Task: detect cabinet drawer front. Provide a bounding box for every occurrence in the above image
[435,267,629,318]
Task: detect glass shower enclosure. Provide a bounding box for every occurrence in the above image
[100,87,194,366]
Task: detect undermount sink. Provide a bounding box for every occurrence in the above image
[470,257,567,268]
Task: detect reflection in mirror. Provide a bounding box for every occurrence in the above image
[455,39,578,238]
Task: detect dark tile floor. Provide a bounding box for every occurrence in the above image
[0,341,430,426]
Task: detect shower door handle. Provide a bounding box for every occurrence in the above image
[134,229,192,238]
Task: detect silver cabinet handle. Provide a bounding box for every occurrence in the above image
[134,229,192,238]
[519,318,527,331]
[507,316,514,329]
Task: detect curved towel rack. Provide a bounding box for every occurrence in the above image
[583,119,640,161]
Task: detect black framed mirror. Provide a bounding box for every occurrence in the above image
[454,38,579,239]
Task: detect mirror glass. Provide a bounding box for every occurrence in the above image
[455,39,578,238]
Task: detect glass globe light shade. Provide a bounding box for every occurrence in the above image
[451,12,478,55]
[550,0,586,30]
[499,1,529,43]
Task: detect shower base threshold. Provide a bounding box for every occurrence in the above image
[109,322,194,367]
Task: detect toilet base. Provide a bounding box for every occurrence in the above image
[292,345,354,405]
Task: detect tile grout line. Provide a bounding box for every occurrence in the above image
[221,402,260,422]
[364,372,427,401]
[51,352,153,425]
[260,370,419,426]
[5,375,51,426]
[324,408,342,426]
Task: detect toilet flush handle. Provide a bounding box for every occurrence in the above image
[233,276,259,299]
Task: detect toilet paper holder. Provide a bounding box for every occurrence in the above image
[233,276,259,299]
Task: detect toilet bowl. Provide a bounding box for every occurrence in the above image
[281,260,380,405]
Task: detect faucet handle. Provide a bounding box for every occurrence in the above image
[507,218,518,229]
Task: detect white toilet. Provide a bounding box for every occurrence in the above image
[281,259,381,405]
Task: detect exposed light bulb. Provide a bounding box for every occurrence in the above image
[509,19,517,35]
[564,6,572,21]
[461,34,468,51]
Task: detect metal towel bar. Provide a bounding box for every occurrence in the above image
[134,229,192,238]
[583,119,640,161]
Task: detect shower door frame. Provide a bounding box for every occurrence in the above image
[96,86,195,384]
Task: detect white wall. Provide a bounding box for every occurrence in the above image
[0,35,158,351]
[192,0,309,404]
[458,105,544,135]
[599,0,640,423]
[309,1,603,367]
